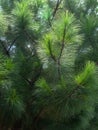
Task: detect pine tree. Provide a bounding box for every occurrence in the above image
[0,0,98,130]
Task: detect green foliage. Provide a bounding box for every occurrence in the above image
[35,60,96,130]
[12,0,34,34]
[0,12,8,36]
[37,11,82,64]
[0,89,24,127]
[36,78,51,92]
[75,61,95,86]
[0,54,24,127]
[0,54,12,81]
[52,11,82,44]
[0,0,15,13]
[0,0,98,130]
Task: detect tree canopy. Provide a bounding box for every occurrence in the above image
[0,0,98,130]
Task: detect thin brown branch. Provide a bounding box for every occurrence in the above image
[8,37,18,51]
[24,30,37,55]
[52,0,63,19]
[57,59,61,79]
[20,65,42,87]
[30,65,42,85]
[21,75,32,87]
[58,26,66,60]
[24,30,37,45]
[48,41,57,62]
[57,24,66,79]
[0,40,10,56]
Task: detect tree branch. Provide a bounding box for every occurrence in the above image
[8,37,19,51]
[30,65,42,85]
[57,24,66,79]
[48,41,57,62]
[58,26,66,60]
[0,40,10,56]
[24,30,37,45]
[52,0,63,19]
[20,65,42,87]
[24,30,37,55]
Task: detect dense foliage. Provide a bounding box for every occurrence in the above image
[0,0,98,130]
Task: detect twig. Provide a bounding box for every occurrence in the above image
[57,24,66,79]
[24,30,37,45]
[30,65,42,85]
[52,0,63,19]
[24,30,37,55]
[8,37,18,51]
[20,65,42,87]
[58,25,66,60]
[48,41,57,62]
[0,40,10,56]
